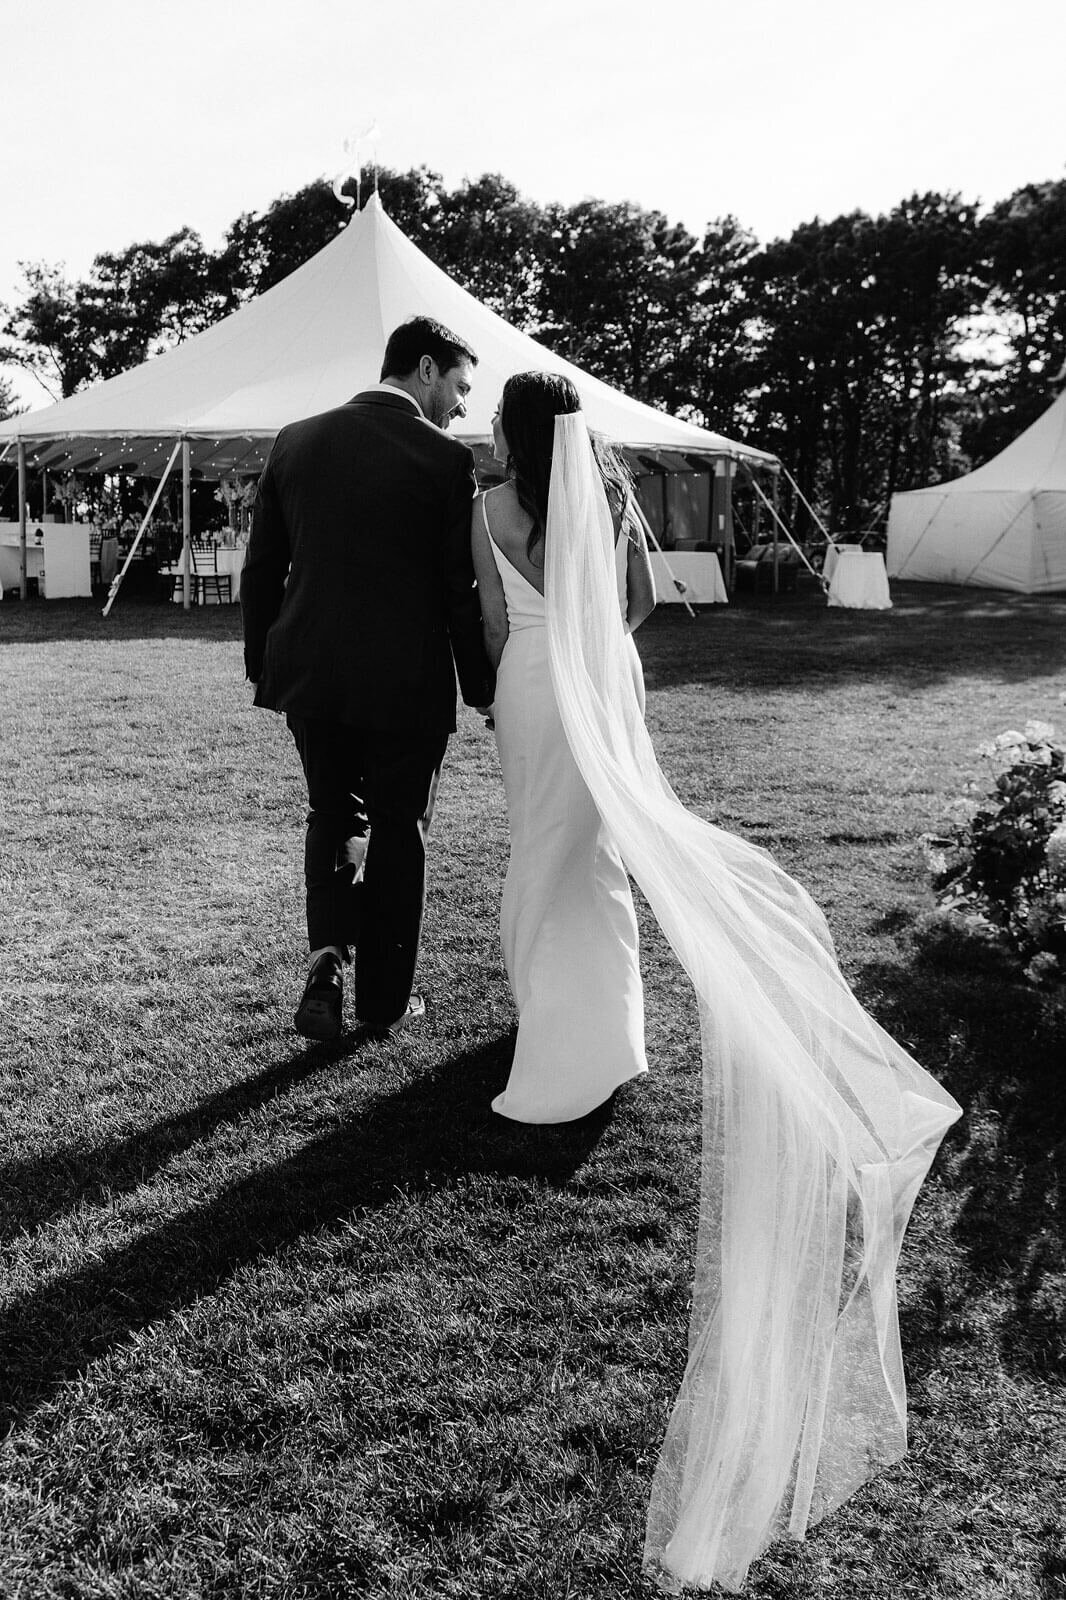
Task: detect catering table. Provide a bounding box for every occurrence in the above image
[0,523,93,597]
[41,525,92,597]
[827,548,892,609]
[0,532,45,595]
[651,551,728,604]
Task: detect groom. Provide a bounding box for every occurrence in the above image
[241,316,495,1042]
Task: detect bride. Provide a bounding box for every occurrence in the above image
[471,371,656,1123]
[472,372,962,1594]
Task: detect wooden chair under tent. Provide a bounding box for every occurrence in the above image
[192,544,232,604]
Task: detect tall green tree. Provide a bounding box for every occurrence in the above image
[430,174,547,326]
[743,194,981,529]
[536,199,701,403]
[1,263,95,398]
[77,227,237,379]
[873,191,982,496]
[744,212,885,530]
[671,216,759,437]
[219,168,444,299]
[968,176,1066,461]
[0,373,20,420]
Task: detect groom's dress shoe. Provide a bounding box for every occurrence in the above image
[362,994,425,1041]
[294,952,344,1042]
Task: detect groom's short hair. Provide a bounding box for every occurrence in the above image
[380,317,478,380]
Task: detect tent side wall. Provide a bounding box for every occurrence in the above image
[887,488,1056,592]
[886,491,946,580]
[1032,493,1066,592]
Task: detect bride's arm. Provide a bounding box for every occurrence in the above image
[622,497,656,632]
[470,496,510,670]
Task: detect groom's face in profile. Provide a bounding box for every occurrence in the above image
[423,357,474,431]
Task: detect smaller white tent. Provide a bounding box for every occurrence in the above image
[886,388,1066,593]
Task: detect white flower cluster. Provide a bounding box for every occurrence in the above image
[978,721,1060,764]
[1047,823,1066,879]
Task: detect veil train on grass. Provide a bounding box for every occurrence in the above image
[544,411,962,1594]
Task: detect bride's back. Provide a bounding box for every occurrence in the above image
[482,482,546,594]
[483,479,623,597]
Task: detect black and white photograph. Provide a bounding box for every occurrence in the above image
[0,1,1063,1595]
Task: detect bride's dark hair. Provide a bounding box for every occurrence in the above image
[500,371,634,563]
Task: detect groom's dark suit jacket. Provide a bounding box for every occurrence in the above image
[241,390,494,733]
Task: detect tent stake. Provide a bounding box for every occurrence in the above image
[102,441,182,617]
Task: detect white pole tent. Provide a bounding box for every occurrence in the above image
[886,386,1066,594]
[0,194,778,607]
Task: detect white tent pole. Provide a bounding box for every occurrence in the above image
[781,464,836,545]
[102,441,181,617]
[771,467,780,595]
[17,442,27,600]
[181,440,192,612]
[630,494,698,619]
[749,474,827,591]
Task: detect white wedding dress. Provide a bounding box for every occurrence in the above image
[537,416,961,1594]
[483,490,648,1123]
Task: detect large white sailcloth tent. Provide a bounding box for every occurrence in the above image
[886,387,1066,593]
[0,193,776,480]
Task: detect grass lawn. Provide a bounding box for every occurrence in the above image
[0,580,1063,1599]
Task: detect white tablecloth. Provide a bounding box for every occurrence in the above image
[0,536,45,594]
[827,549,892,609]
[651,551,728,604]
[41,526,92,597]
[163,546,246,604]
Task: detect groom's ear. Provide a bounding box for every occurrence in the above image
[417,355,436,386]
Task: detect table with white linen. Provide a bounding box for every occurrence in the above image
[651,551,728,604]
[162,545,246,604]
[827,548,892,609]
[0,532,45,595]
[41,525,92,597]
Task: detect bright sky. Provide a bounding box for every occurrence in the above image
[3,0,1063,408]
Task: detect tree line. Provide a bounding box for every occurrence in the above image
[3,167,1064,533]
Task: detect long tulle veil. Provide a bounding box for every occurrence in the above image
[543,412,961,1593]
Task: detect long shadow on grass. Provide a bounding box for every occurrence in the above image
[0,598,244,646]
[639,584,1066,695]
[0,1036,374,1244]
[857,941,1065,1383]
[0,1029,618,1432]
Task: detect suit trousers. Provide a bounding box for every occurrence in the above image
[287,716,448,1026]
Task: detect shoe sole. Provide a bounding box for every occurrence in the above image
[361,998,425,1040]
[294,994,342,1043]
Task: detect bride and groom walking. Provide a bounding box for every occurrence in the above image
[241,316,961,1592]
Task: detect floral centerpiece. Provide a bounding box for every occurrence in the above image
[53,473,83,519]
[214,476,257,539]
[923,720,1066,997]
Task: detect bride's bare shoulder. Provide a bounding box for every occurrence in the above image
[484,480,518,511]
[483,481,529,535]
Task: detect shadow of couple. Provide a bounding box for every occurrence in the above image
[0,1027,617,1432]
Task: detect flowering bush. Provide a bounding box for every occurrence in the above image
[923,720,1066,994]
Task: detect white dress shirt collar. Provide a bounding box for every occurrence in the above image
[363,382,426,419]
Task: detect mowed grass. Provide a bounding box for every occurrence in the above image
[0,581,1063,1599]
